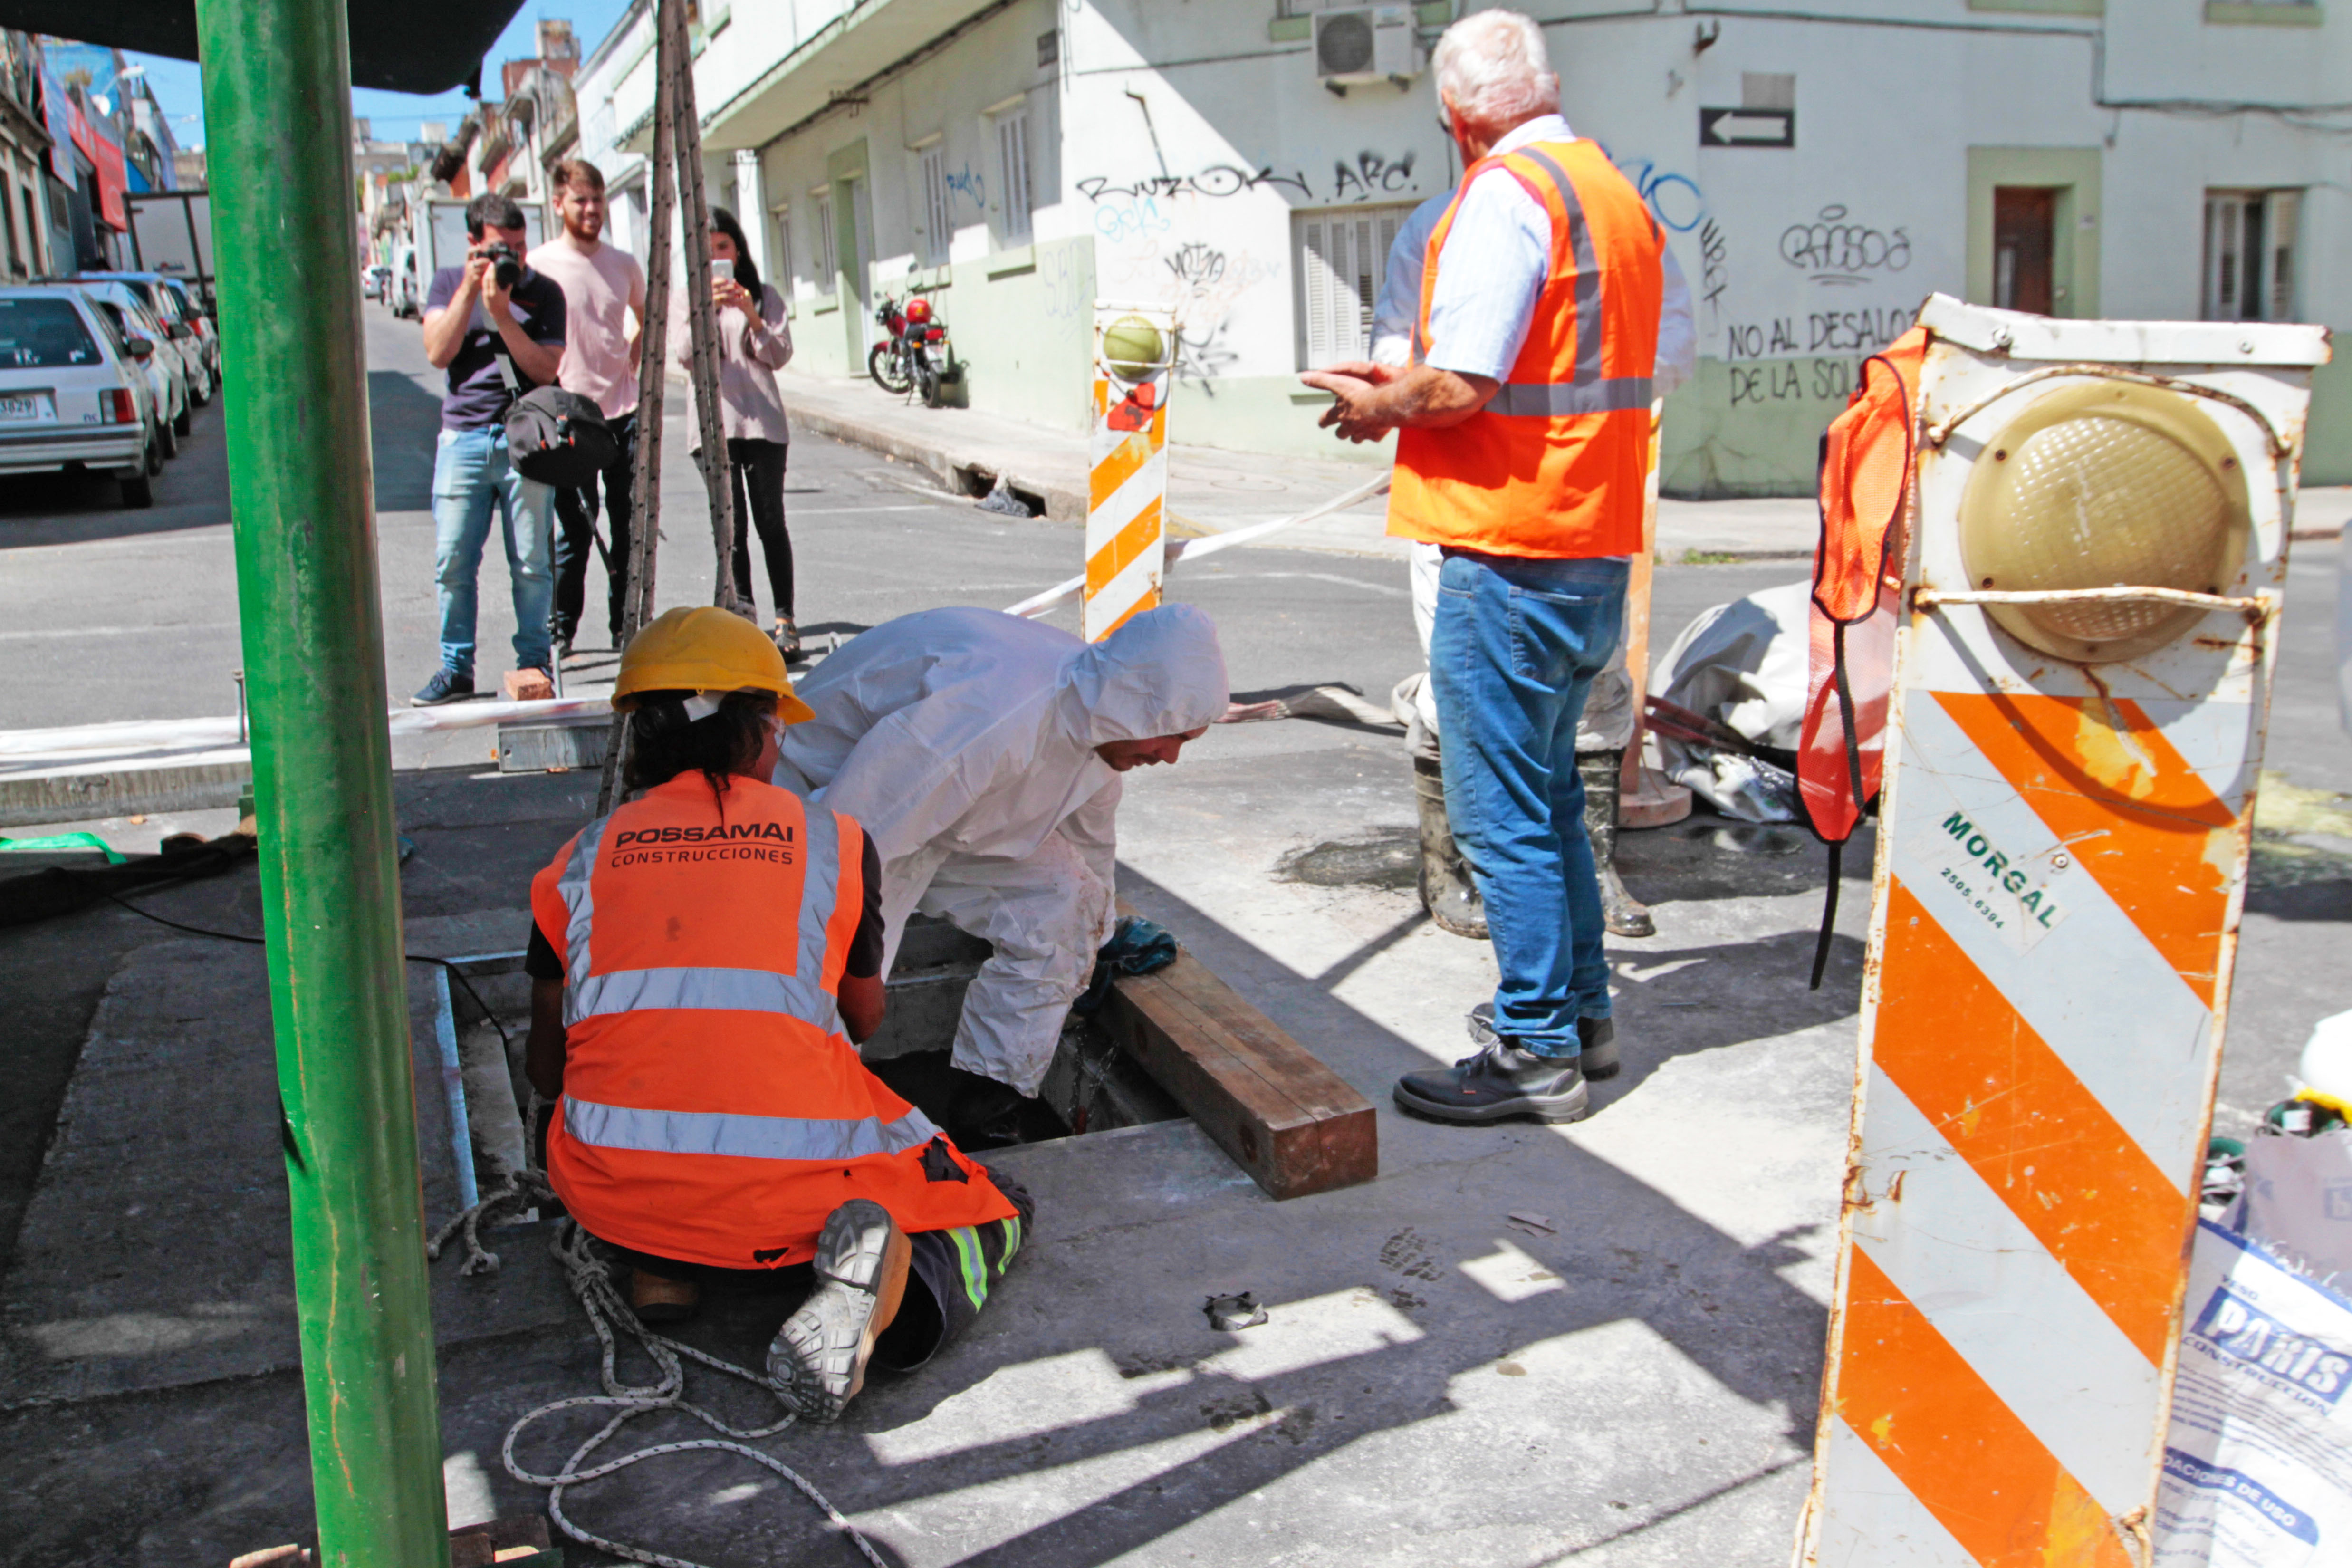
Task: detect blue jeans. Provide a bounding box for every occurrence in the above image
[1430,549,1629,1058]
[432,426,555,678]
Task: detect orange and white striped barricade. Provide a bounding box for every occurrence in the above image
[1083,301,1177,643]
[1796,292,2327,1568]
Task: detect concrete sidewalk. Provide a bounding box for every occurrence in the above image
[775,370,1824,561]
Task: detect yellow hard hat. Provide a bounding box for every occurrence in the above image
[612,606,816,722]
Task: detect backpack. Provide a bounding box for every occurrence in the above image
[492,343,620,488]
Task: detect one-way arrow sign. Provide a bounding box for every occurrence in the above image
[1700,108,1795,148]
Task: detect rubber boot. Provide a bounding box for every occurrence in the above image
[1579,749,1656,939]
[1414,752,1488,940]
[630,1267,701,1325]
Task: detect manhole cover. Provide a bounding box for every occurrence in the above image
[1279,829,1419,890]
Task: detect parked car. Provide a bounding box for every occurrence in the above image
[0,285,164,507]
[78,271,213,409]
[157,277,221,384]
[389,241,421,318]
[362,264,391,301]
[75,280,192,445]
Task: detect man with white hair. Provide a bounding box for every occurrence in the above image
[1306,10,1665,1126]
[1373,168,1694,945]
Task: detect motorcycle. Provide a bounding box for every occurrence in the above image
[868,292,956,407]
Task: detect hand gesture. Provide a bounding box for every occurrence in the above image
[713,277,753,316]
[1300,366,1397,444]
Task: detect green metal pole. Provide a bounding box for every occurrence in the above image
[191,0,450,1561]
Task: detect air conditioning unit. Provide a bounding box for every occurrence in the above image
[1313,6,1421,87]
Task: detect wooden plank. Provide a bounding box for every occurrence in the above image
[1100,946,1376,1200]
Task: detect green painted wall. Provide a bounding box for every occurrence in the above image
[2302,356,2352,486]
[1659,356,1853,498]
[935,236,1098,433]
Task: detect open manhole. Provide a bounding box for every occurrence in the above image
[426,916,1184,1202]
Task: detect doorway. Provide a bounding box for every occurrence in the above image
[1993,187,2055,315]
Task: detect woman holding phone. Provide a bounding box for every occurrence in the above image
[675,206,800,657]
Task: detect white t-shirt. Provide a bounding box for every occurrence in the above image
[526,236,645,420]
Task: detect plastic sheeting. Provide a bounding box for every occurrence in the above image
[1651,580,1813,822]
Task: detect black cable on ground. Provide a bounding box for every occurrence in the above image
[102,888,514,1055]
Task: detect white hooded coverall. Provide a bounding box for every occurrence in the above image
[773,604,1230,1096]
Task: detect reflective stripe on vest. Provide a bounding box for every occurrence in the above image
[1480,144,1654,419]
[566,965,839,1024]
[564,1095,941,1163]
[557,811,611,983]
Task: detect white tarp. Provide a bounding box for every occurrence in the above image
[2154,1221,2352,1568]
[1650,580,1811,822]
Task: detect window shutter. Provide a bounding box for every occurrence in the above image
[1300,215,1336,367]
[2265,190,2298,322]
[996,111,1032,245]
[919,147,950,265]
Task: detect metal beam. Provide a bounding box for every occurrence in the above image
[192,0,450,1559]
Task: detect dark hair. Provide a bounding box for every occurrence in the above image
[551,158,605,195]
[623,688,779,800]
[709,205,762,302]
[466,192,527,239]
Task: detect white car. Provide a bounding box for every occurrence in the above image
[0,285,164,506]
[82,271,215,406]
[78,290,183,461]
[76,279,193,444]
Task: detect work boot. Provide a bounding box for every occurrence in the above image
[629,1268,701,1325]
[1414,753,1488,940]
[1394,1039,1590,1125]
[770,1199,912,1423]
[1580,749,1656,939]
[1467,1005,1621,1081]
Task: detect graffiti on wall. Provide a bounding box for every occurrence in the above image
[1779,205,1910,286]
[1695,217,1729,325]
[1075,165,1313,203]
[942,164,986,213]
[1722,307,1914,362]
[1331,151,1417,203]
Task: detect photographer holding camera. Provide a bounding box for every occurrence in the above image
[414,193,569,706]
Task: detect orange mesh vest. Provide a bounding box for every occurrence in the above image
[1797,327,1930,847]
[531,775,1015,1269]
[1390,138,1664,559]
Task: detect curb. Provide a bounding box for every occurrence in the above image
[775,392,1088,524]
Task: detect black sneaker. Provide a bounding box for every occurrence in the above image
[769,1199,911,1423]
[1467,1004,1620,1080]
[1395,1040,1590,1125]
[411,667,474,706]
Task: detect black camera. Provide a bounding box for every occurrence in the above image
[480,243,523,290]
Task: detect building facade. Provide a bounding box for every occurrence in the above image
[0,31,56,282]
[566,0,2352,492]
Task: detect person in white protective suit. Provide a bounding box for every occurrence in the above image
[1370,187,1696,940]
[772,603,1229,1105]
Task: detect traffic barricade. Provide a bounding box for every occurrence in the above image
[1797,292,2328,1567]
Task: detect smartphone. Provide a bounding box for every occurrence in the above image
[710,259,735,285]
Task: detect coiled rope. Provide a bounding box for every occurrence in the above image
[431,1172,887,1567]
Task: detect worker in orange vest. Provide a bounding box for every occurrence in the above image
[1304,10,1662,1125]
[523,606,1029,1422]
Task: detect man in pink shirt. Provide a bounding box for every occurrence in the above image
[528,159,646,659]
